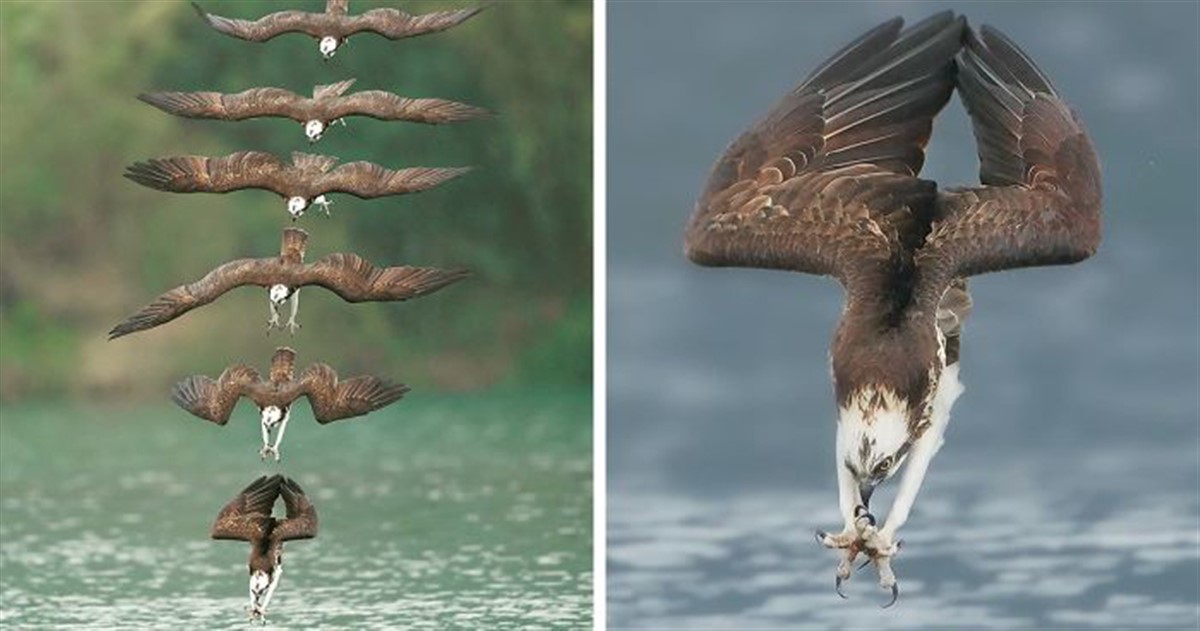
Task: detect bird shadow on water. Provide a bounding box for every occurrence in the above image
[608,444,1200,629]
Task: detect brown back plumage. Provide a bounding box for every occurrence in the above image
[280,228,308,266]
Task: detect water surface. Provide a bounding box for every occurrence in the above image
[0,391,591,628]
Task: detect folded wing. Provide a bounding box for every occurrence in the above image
[211,475,282,541]
[685,13,964,292]
[300,363,409,424]
[915,25,1102,298]
[270,477,318,542]
[304,253,469,302]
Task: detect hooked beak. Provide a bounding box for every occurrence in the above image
[858,481,876,509]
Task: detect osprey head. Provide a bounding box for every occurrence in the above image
[319,36,339,59]
[836,388,916,507]
[304,120,325,143]
[268,284,291,305]
[261,405,285,427]
[286,196,308,218]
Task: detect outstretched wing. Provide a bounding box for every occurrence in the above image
[684,13,964,292]
[327,91,493,124]
[211,475,282,542]
[171,364,261,425]
[346,6,484,39]
[916,24,1101,297]
[191,3,318,41]
[299,363,409,424]
[124,151,291,196]
[137,88,307,121]
[316,162,471,199]
[108,258,279,339]
[303,253,469,303]
[270,477,318,542]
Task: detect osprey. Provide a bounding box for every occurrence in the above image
[125,150,470,219]
[139,78,493,144]
[684,13,1101,606]
[191,0,484,60]
[107,226,468,339]
[211,475,317,622]
[173,347,408,460]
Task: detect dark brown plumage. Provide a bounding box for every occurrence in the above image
[191,0,484,57]
[139,78,492,138]
[107,227,468,339]
[685,13,1101,604]
[124,150,470,218]
[684,13,1100,411]
[172,346,409,426]
[212,475,317,621]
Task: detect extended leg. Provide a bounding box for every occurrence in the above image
[285,290,301,335]
[268,408,290,462]
[266,300,280,333]
[312,195,333,217]
[259,419,274,460]
[259,567,282,620]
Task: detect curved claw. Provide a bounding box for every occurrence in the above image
[857,558,871,571]
[880,583,899,609]
[814,530,827,546]
[835,575,848,599]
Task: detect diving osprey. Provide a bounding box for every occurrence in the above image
[173,347,408,460]
[125,151,470,219]
[139,78,493,144]
[191,0,484,60]
[684,13,1101,606]
[107,226,468,339]
[211,475,317,622]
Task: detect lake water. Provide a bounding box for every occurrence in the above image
[608,2,1200,628]
[0,391,591,628]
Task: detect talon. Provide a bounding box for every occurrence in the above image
[857,558,871,571]
[881,583,899,609]
[835,575,848,599]
[815,530,827,545]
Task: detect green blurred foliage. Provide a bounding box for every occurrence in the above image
[0,0,592,401]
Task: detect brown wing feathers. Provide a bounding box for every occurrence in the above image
[354,6,485,39]
[915,24,1101,292]
[171,364,262,425]
[318,163,473,198]
[211,475,282,541]
[301,362,410,424]
[271,477,319,542]
[685,13,963,284]
[307,253,470,302]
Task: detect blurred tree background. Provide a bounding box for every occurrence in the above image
[0,0,592,402]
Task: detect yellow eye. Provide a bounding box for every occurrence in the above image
[874,456,894,475]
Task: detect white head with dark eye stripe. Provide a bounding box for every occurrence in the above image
[268,285,291,305]
[836,387,915,506]
[319,36,339,58]
[286,196,308,218]
[303,120,325,143]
